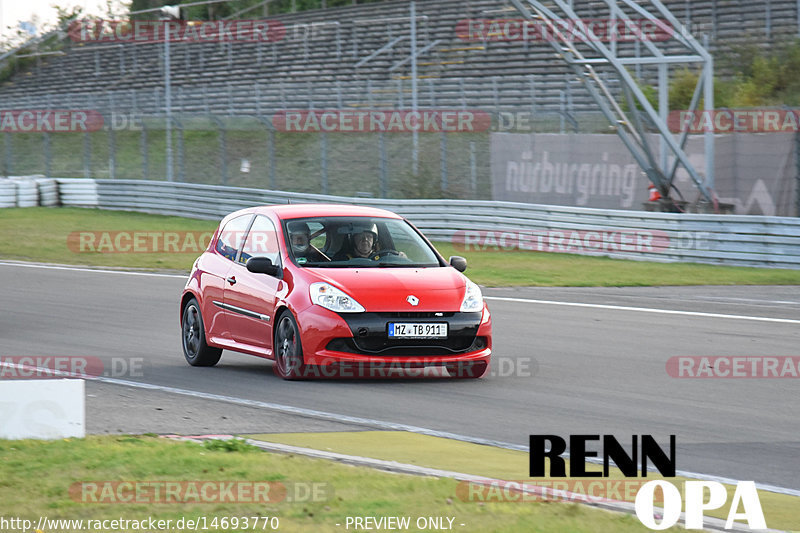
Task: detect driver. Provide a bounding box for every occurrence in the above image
[287,221,328,262]
[352,223,378,258]
[333,222,381,261]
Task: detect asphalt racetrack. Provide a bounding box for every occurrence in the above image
[2,261,799,491]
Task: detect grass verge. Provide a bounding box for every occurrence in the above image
[1,206,799,286]
[0,435,676,533]
[247,431,800,531]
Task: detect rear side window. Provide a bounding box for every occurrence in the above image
[239,215,280,266]
[215,214,252,261]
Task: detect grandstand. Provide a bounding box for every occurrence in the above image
[1,0,798,206]
[1,0,798,117]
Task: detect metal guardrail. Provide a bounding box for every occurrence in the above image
[7,178,796,270]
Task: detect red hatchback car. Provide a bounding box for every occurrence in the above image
[180,204,492,379]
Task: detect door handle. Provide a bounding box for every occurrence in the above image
[226,276,237,285]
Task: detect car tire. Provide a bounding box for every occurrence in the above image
[273,311,308,380]
[182,298,222,367]
[446,361,489,379]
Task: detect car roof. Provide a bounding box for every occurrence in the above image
[242,204,403,220]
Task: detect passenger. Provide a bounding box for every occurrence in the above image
[287,221,328,263]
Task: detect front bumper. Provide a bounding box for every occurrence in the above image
[297,305,492,367]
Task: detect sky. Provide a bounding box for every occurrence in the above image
[0,0,127,40]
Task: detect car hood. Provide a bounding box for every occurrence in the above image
[307,267,468,312]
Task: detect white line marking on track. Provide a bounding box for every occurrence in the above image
[704,296,800,306]
[484,296,800,325]
[3,359,798,498]
[0,260,186,278]
[4,260,798,323]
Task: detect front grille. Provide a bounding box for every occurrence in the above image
[380,312,455,319]
[326,336,488,357]
[329,311,484,356]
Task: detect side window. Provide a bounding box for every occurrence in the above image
[239,215,280,266]
[215,214,252,262]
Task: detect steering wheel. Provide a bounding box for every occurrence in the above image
[374,249,401,259]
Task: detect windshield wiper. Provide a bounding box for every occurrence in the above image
[302,262,435,268]
[377,263,434,268]
[302,263,348,268]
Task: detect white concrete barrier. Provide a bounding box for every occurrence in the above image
[35,176,59,206]
[0,179,15,207]
[10,176,39,207]
[0,175,59,207]
[0,379,85,439]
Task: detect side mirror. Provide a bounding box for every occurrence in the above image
[246,257,280,277]
[448,255,467,272]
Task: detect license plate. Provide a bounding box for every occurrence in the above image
[388,322,448,338]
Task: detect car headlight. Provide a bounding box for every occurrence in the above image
[460,279,484,313]
[310,282,365,313]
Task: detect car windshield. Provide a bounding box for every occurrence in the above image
[284,216,441,268]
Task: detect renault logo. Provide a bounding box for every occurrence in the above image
[406,295,419,306]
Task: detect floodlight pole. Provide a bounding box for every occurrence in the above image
[703,39,715,191]
[165,23,173,182]
[410,1,419,177]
